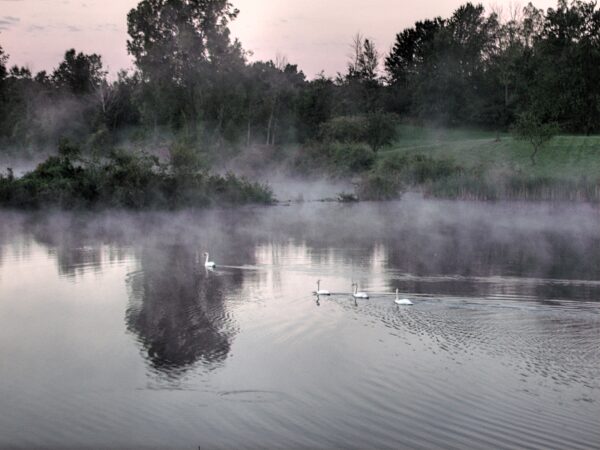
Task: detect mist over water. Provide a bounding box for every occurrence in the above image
[0,198,599,449]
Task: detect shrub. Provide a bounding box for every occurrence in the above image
[0,150,274,210]
[337,192,359,202]
[319,113,399,152]
[87,126,113,155]
[365,111,399,151]
[169,141,206,174]
[356,171,403,200]
[376,152,409,172]
[57,137,82,159]
[331,142,375,173]
[319,116,368,143]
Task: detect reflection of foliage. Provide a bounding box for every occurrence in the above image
[126,244,234,373]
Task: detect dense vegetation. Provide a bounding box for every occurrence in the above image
[0,141,273,209]
[1,0,600,205]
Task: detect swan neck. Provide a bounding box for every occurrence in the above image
[205,253,209,264]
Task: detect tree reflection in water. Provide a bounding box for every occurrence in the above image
[126,243,236,376]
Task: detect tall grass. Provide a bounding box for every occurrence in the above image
[427,172,600,202]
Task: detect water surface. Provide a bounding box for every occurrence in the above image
[1,198,599,449]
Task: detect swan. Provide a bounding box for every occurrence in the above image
[204,252,216,268]
[394,288,413,306]
[352,283,369,299]
[315,280,331,296]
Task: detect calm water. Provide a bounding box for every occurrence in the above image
[1,197,599,449]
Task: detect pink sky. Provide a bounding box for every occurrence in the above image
[0,0,558,78]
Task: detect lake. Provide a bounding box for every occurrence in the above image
[1,197,599,449]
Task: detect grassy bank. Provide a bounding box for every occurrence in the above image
[367,125,600,202]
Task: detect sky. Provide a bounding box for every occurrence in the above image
[0,0,558,79]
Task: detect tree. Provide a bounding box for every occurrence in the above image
[347,34,380,84]
[242,59,304,147]
[0,44,7,84]
[127,0,241,74]
[385,18,444,114]
[0,44,8,107]
[296,74,334,143]
[385,3,502,126]
[385,18,444,86]
[512,111,559,165]
[52,49,106,95]
[0,45,9,135]
[340,34,382,113]
[9,66,32,80]
[127,0,245,129]
[527,0,600,133]
[263,57,304,146]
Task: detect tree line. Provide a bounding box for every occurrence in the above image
[1,0,600,158]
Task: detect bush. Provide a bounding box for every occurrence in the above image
[356,171,403,200]
[169,141,206,174]
[337,192,359,202]
[376,152,409,172]
[0,150,274,210]
[366,112,399,151]
[331,142,375,173]
[87,126,113,155]
[57,137,82,159]
[319,113,399,152]
[408,155,464,184]
[319,116,368,143]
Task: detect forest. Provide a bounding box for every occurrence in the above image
[1,0,600,207]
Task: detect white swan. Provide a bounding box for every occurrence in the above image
[394,288,413,306]
[352,283,369,299]
[204,252,216,268]
[315,280,331,296]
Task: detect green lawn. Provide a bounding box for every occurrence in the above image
[381,124,600,181]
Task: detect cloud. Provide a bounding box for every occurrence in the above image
[24,22,82,33]
[0,16,20,30]
[27,24,46,32]
[95,23,120,32]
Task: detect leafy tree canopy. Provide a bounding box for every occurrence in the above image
[127,0,244,83]
[52,49,106,95]
[0,44,7,82]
